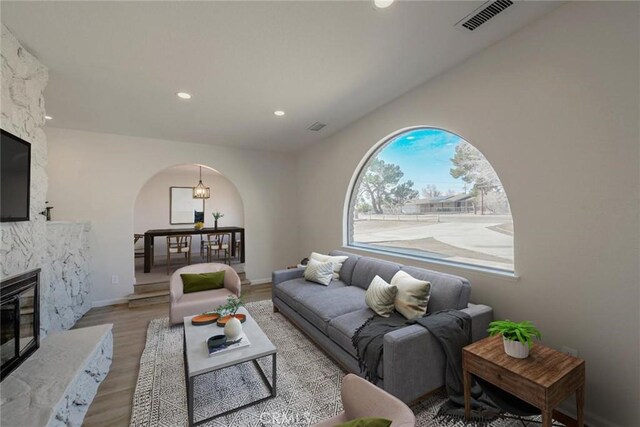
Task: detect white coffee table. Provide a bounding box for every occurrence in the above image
[183,307,277,426]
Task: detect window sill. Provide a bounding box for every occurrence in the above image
[344,243,520,282]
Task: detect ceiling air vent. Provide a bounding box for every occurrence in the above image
[455,0,515,32]
[307,122,327,132]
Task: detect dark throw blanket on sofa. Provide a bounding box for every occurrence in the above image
[413,310,499,420]
[352,312,408,384]
[353,310,500,420]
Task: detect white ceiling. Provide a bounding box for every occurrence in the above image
[1,1,559,152]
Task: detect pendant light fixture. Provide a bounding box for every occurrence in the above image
[193,166,210,199]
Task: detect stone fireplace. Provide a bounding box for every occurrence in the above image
[0,24,110,427]
[1,25,91,338]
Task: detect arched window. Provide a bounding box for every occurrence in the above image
[347,128,513,273]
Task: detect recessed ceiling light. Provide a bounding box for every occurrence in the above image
[274,110,285,117]
[176,92,192,100]
[373,0,394,9]
[45,115,52,120]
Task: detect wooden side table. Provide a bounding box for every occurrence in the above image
[463,335,585,427]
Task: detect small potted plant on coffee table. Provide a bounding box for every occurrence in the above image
[488,319,542,359]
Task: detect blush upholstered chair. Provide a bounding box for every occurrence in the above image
[169,263,241,324]
[312,374,416,427]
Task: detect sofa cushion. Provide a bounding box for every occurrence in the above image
[173,288,235,324]
[273,278,347,312]
[329,250,361,285]
[327,308,385,379]
[296,286,368,334]
[327,308,376,357]
[400,266,470,312]
[351,257,402,291]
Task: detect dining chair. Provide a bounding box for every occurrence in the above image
[166,235,192,275]
[205,232,231,265]
[235,235,242,261]
[134,234,145,259]
[199,235,207,259]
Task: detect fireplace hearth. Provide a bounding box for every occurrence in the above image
[1,269,40,381]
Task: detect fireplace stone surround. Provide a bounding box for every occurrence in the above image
[0,26,109,425]
[1,24,92,337]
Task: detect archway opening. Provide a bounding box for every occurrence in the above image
[347,127,514,273]
[133,163,245,284]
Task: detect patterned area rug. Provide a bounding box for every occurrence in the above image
[130,300,555,426]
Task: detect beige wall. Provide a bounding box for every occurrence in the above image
[296,2,639,425]
[133,166,244,255]
[46,127,298,304]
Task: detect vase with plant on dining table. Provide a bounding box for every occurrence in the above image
[212,211,224,231]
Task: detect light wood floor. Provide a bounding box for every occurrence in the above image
[75,283,273,427]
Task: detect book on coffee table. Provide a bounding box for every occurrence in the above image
[207,332,250,357]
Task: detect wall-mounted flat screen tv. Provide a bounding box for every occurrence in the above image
[1,129,31,222]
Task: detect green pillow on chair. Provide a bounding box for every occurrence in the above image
[336,417,392,427]
[181,271,225,294]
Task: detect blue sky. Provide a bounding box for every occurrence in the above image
[377,128,467,194]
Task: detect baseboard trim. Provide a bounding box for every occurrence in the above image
[92,298,128,308]
[557,400,618,427]
[248,278,271,285]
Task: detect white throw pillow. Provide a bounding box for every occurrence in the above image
[304,258,334,286]
[365,275,398,318]
[391,270,431,320]
[310,252,348,280]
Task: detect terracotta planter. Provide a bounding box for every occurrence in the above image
[216,314,246,327]
[503,337,530,358]
[191,313,219,326]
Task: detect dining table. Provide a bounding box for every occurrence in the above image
[143,226,245,273]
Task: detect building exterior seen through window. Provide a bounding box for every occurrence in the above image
[349,128,514,273]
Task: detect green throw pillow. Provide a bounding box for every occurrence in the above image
[336,417,392,427]
[181,271,225,294]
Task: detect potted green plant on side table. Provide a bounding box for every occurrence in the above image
[488,319,542,358]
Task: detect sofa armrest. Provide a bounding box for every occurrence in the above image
[461,303,493,342]
[383,325,445,403]
[169,272,183,303]
[382,304,494,403]
[272,267,305,287]
[224,268,242,297]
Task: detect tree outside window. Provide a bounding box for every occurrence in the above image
[350,128,514,273]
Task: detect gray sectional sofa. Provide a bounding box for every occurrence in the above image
[272,250,494,404]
